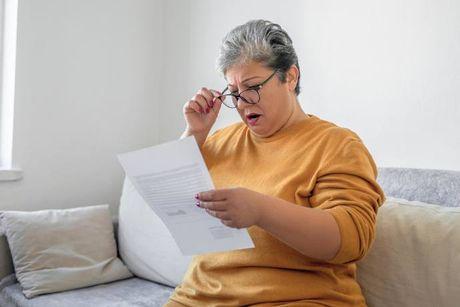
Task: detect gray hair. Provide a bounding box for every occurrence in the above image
[216,19,301,95]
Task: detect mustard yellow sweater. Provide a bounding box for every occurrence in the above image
[168,114,385,306]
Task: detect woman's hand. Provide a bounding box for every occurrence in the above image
[183,87,223,136]
[195,187,266,229]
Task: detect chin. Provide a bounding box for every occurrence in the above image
[246,124,269,137]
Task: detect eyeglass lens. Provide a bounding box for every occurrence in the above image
[221,89,260,108]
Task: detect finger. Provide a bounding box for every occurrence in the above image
[185,100,203,113]
[209,91,223,112]
[210,98,222,114]
[220,219,235,228]
[198,88,214,107]
[210,89,223,98]
[197,189,227,201]
[210,90,223,105]
[198,200,227,211]
[210,89,222,99]
[205,209,231,220]
[192,94,210,113]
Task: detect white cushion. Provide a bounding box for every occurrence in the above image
[357,197,460,307]
[0,204,133,298]
[118,176,192,287]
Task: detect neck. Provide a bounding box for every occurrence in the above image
[278,100,308,132]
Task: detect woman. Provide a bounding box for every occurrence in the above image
[165,19,385,307]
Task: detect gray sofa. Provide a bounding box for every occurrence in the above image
[1,167,459,307]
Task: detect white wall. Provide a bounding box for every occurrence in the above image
[0,0,162,214]
[159,0,460,171]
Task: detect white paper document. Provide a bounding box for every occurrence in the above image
[117,136,255,255]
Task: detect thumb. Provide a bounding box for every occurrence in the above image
[211,97,222,113]
[210,89,222,98]
[210,89,224,105]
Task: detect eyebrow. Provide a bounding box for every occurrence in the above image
[227,76,261,88]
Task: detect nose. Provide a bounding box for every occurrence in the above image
[235,97,251,110]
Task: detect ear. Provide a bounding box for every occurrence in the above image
[286,65,299,92]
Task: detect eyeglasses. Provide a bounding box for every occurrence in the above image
[217,71,277,109]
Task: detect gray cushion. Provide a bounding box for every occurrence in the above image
[0,205,133,298]
[0,275,174,307]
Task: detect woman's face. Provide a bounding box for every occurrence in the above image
[225,60,298,138]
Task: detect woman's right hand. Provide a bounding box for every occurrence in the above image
[183,87,223,135]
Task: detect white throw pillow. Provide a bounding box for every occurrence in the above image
[0,204,133,298]
[118,176,193,287]
[357,197,460,307]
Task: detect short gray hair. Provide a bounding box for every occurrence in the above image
[216,19,301,95]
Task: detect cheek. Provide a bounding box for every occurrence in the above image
[260,92,285,118]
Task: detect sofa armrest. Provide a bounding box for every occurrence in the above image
[0,235,14,280]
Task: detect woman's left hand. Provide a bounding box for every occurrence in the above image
[196,187,265,229]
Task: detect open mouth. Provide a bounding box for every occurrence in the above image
[246,113,262,125]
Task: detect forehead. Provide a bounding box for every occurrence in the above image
[225,61,271,87]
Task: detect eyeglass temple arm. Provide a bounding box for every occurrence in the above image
[215,87,228,100]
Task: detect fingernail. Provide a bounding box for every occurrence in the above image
[195,201,201,207]
[195,193,199,199]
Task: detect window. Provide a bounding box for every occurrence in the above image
[0,0,21,181]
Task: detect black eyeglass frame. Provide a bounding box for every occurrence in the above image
[217,70,278,109]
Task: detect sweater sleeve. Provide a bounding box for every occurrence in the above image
[199,128,223,169]
[309,139,386,264]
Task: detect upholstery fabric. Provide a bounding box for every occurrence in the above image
[357,197,460,307]
[0,205,132,298]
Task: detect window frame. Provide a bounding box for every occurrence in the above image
[0,0,21,181]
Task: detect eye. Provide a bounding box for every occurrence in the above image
[230,85,256,94]
[247,84,261,90]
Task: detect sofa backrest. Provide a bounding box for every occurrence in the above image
[1,167,459,281]
[377,167,460,207]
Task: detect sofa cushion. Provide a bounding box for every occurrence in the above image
[0,204,133,298]
[0,275,174,307]
[118,176,192,287]
[357,197,460,307]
